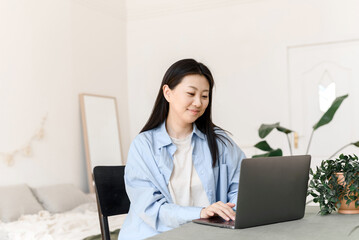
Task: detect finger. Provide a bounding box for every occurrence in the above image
[201,208,215,218]
[214,202,236,220]
[209,204,233,221]
[217,201,232,208]
[205,202,235,220]
[206,209,215,217]
[218,201,234,207]
[226,202,235,208]
[211,207,231,221]
[217,202,235,215]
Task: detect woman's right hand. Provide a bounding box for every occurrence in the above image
[200,201,236,221]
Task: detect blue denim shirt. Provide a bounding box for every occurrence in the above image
[118,122,245,240]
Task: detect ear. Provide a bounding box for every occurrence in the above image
[163,84,171,102]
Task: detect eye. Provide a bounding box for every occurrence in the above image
[202,95,208,99]
[187,92,195,96]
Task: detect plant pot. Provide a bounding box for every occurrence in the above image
[336,173,359,214]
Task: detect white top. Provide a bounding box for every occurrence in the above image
[168,134,210,207]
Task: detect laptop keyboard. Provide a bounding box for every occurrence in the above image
[193,216,235,229]
[210,217,235,225]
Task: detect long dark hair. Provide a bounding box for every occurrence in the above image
[141,58,228,167]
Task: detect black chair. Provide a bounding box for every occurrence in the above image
[93,166,130,240]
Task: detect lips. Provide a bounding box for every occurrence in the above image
[188,109,200,115]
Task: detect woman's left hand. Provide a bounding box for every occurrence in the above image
[200,201,235,221]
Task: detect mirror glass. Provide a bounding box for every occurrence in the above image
[80,94,123,192]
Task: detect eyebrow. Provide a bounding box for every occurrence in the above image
[188,86,209,92]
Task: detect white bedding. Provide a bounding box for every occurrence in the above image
[0,202,126,240]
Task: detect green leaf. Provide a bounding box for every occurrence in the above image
[276,126,293,134]
[254,141,274,151]
[311,192,318,198]
[353,141,359,147]
[258,123,280,138]
[252,148,283,158]
[266,148,283,157]
[312,94,348,130]
[350,195,357,200]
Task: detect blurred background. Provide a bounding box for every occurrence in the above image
[1,0,358,192]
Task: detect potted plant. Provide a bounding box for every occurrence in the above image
[307,154,359,215]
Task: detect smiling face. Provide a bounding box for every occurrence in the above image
[163,74,210,128]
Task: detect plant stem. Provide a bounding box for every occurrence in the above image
[328,143,352,159]
[306,130,314,155]
[286,134,293,155]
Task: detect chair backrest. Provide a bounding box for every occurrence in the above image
[93,165,130,240]
[93,165,130,217]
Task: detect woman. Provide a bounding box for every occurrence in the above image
[118,59,245,240]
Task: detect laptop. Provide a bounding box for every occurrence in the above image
[192,155,311,229]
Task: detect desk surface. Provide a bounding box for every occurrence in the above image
[148,207,359,240]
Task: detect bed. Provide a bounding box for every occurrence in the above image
[0,184,126,240]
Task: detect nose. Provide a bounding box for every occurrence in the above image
[193,96,202,107]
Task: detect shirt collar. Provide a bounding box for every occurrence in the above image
[154,122,172,149]
[192,122,205,140]
[154,121,205,149]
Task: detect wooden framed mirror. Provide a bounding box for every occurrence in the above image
[79,93,123,193]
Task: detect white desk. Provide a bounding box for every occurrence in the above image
[147,207,359,240]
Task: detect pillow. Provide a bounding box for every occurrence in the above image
[0,184,43,222]
[32,184,93,213]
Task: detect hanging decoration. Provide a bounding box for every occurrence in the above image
[0,114,47,166]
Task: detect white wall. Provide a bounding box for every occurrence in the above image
[2,0,359,192]
[126,0,359,159]
[0,0,128,192]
